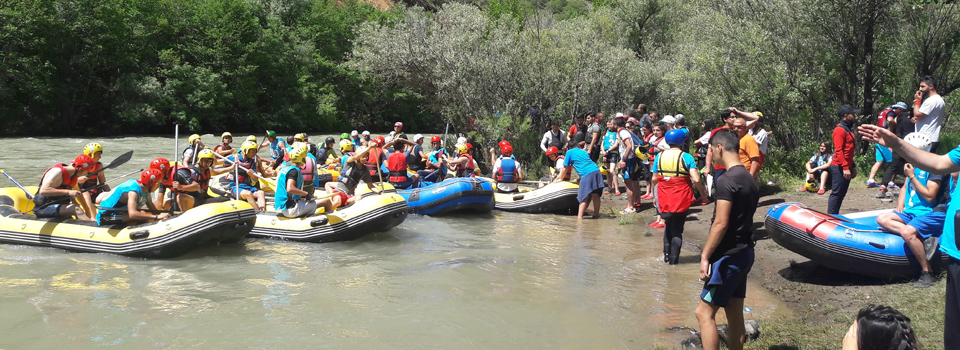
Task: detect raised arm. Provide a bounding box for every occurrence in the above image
[859,124,959,175]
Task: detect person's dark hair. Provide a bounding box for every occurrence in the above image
[754,117,765,128]
[614,117,626,128]
[650,111,660,119]
[638,104,647,113]
[628,110,640,119]
[676,115,686,127]
[856,305,918,350]
[550,120,559,127]
[719,108,736,120]
[394,141,406,151]
[703,119,716,132]
[709,129,739,152]
[921,75,937,89]
[286,136,295,145]
[652,121,666,132]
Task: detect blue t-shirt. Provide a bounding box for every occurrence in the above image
[651,151,697,174]
[274,162,303,211]
[563,148,600,176]
[96,179,145,225]
[941,147,960,259]
[903,167,943,216]
[602,130,617,151]
[269,139,287,160]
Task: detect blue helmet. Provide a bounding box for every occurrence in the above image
[665,129,686,146]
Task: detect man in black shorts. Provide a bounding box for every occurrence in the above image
[695,129,759,350]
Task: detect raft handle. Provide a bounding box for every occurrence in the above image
[868,242,886,250]
[234,222,248,229]
[129,230,150,240]
[513,194,525,201]
[310,217,329,227]
[393,211,405,218]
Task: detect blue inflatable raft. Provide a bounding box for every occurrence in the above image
[392,177,495,216]
[764,202,948,279]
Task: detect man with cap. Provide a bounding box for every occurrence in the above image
[422,135,448,183]
[391,122,408,141]
[316,137,338,166]
[492,144,523,193]
[550,141,603,219]
[360,130,372,147]
[259,130,288,169]
[406,134,428,171]
[96,169,170,226]
[35,155,97,221]
[214,132,234,156]
[829,104,859,214]
[867,102,908,192]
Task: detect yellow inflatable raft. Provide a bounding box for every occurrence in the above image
[0,187,256,258]
[486,180,581,214]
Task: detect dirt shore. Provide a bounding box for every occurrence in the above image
[599,181,947,349]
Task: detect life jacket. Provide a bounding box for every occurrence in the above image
[269,139,285,160]
[454,153,475,177]
[182,145,200,164]
[300,156,316,184]
[33,164,80,208]
[877,108,894,129]
[225,155,259,185]
[365,147,385,178]
[188,165,212,193]
[555,156,572,181]
[655,149,694,213]
[547,131,563,149]
[316,147,331,165]
[163,165,190,187]
[406,145,425,171]
[80,162,103,189]
[387,152,409,183]
[274,163,303,211]
[495,157,518,183]
[648,136,664,155]
[214,144,233,154]
[338,161,365,194]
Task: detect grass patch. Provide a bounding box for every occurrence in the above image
[644,232,653,237]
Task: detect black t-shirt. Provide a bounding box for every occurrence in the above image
[710,165,759,262]
[895,113,915,138]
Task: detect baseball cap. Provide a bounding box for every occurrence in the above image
[350,130,358,137]
[395,122,403,128]
[836,104,860,116]
[662,115,676,124]
[362,130,370,136]
[266,130,276,137]
[893,102,908,110]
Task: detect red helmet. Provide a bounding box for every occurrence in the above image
[501,145,513,156]
[545,146,559,156]
[431,135,441,143]
[138,169,163,186]
[374,136,385,146]
[465,143,473,150]
[72,155,96,171]
[498,140,511,149]
[150,158,170,173]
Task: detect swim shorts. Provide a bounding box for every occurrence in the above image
[700,247,755,307]
[228,182,260,197]
[894,210,947,239]
[875,144,893,163]
[34,204,62,218]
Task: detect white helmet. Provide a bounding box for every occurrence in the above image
[904,132,932,152]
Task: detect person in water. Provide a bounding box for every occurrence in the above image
[170,149,236,211]
[842,304,918,350]
[276,146,337,216]
[182,134,205,165]
[386,140,420,189]
[213,132,234,156]
[96,169,170,226]
[696,129,759,350]
[34,154,97,221]
[325,146,384,206]
[224,141,271,210]
[260,130,288,170]
[446,144,476,178]
[491,145,522,193]
[550,141,602,219]
[77,143,109,219]
[653,129,708,264]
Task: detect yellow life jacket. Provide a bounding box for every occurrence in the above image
[656,149,690,178]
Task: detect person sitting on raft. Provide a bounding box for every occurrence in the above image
[146,157,192,211]
[34,154,97,221]
[550,141,603,219]
[170,149,236,211]
[652,129,708,264]
[446,144,476,178]
[260,130,287,170]
[360,131,373,147]
[213,132,234,156]
[277,146,337,216]
[96,169,170,226]
[421,135,447,183]
[224,141,272,210]
[77,143,109,219]
[491,145,522,193]
[876,133,947,288]
[316,137,338,167]
[407,134,428,172]
[325,146,384,206]
[363,136,389,181]
[182,134,205,165]
[387,141,420,189]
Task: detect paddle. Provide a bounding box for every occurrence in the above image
[88,150,134,176]
[172,124,180,215]
[0,169,35,200]
[212,151,277,187]
[80,169,143,193]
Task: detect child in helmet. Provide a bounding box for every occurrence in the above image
[491,145,522,192]
[214,132,234,156]
[799,142,832,194]
[182,134,205,165]
[96,169,170,226]
[222,141,272,210]
[325,146,384,206]
[276,146,337,216]
[35,155,97,221]
[445,144,476,177]
[170,149,237,211]
[77,142,109,219]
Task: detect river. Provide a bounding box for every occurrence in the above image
[0,134,789,349]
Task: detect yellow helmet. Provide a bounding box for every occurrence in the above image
[288,146,308,164]
[294,133,306,141]
[83,142,103,157]
[221,132,232,140]
[340,139,354,153]
[188,134,201,144]
[246,135,257,142]
[634,146,649,160]
[241,141,258,153]
[753,111,764,118]
[805,178,819,192]
[197,149,216,161]
[456,144,468,155]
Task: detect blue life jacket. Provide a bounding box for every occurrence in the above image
[96,179,145,225]
[274,163,303,211]
[496,157,518,183]
[269,139,286,160]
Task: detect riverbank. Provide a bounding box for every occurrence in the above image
[599,180,946,349]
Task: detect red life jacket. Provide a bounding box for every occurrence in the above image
[555,156,572,181]
[454,153,475,177]
[877,108,893,129]
[163,165,190,187]
[80,162,103,189]
[188,165,211,192]
[387,152,409,183]
[655,149,694,213]
[39,164,79,190]
[365,147,385,178]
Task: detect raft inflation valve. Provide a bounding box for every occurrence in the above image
[310,217,329,227]
[129,230,150,240]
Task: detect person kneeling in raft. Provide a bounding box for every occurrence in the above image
[223,141,273,211]
[549,141,603,219]
[34,154,98,221]
[96,169,170,226]
[492,144,522,193]
[324,146,383,207]
[276,146,337,217]
[170,149,236,212]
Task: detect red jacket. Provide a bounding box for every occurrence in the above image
[831,123,855,170]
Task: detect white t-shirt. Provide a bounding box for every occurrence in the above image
[618,129,633,159]
[917,94,946,142]
[749,129,769,154]
[697,131,712,145]
[492,157,521,192]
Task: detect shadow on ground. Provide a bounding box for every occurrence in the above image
[777,260,894,286]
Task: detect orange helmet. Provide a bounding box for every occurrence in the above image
[501,145,513,156]
[545,146,559,156]
[138,169,164,186]
[431,135,441,143]
[72,155,96,171]
[150,158,170,173]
